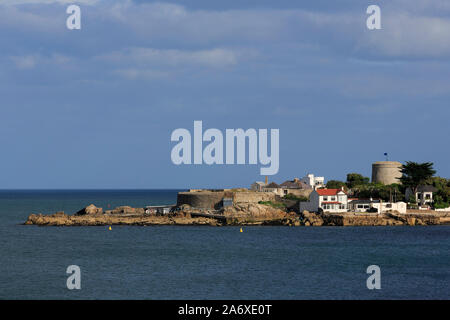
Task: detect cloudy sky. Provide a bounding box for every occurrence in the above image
[1,0,450,189]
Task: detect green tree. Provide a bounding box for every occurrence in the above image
[326,180,347,190]
[352,183,404,202]
[346,173,370,188]
[398,161,436,196]
[427,176,450,207]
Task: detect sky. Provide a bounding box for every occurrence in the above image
[1,0,450,189]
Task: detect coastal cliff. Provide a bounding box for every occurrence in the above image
[24,204,450,227]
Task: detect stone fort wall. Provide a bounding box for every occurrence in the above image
[232,192,277,204]
[177,191,278,209]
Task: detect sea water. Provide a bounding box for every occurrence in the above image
[0,190,448,299]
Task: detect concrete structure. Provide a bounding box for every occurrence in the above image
[301,174,325,190]
[371,161,402,185]
[299,188,348,213]
[177,190,226,209]
[405,185,437,206]
[177,190,278,209]
[348,199,407,214]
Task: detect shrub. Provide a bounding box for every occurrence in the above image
[434,202,450,209]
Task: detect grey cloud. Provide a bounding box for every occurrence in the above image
[3,1,450,60]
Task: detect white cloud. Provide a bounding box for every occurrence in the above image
[113,68,170,80]
[10,55,37,69]
[99,47,239,68]
[358,13,450,59]
[2,0,450,67]
[9,53,72,69]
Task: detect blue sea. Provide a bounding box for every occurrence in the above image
[0,190,449,300]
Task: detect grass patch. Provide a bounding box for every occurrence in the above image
[258,201,286,209]
[282,194,308,201]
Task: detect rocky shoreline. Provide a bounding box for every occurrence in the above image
[23,204,450,227]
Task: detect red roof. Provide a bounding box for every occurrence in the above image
[322,201,341,204]
[316,188,346,196]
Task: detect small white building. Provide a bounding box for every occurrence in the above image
[301,173,325,190]
[405,185,437,206]
[348,199,407,214]
[299,188,348,213]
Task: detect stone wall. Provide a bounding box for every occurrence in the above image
[233,192,278,204]
[285,189,312,198]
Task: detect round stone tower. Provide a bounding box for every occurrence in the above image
[371,161,402,185]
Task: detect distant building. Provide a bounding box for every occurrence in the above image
[256,178,313,198]
[251,181,267,191]
[299,188,348,213]
[279,178,310,190]
[301,174,325,190]
[405,185,437,206]
[279,178,312,197]
[262,182,284,196]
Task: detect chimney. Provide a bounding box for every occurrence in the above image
[265,176,268,185]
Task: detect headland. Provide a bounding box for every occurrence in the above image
[24,189,450,227]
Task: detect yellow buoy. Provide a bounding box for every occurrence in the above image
[240,228,243,232]
[108,226,112,231]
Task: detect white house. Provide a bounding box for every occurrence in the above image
[405,185,437,206]
[299,188,348,213]
[348,199,407,214]
[301,173,325,190]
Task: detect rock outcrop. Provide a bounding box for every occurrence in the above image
[24,204,450,227]
[25,212,218,226]
[75,204,103,215]
[105,206,145,215]
[300,210,324,226]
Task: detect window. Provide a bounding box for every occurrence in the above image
[323,196,328,201]
[331,197,336,201]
